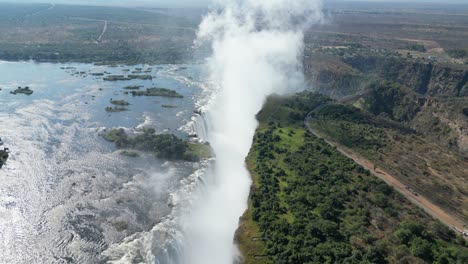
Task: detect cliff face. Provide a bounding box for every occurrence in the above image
[428,67,468,97]
[414,98,468,154]
[303,55,370,99]
[304,54,468,155]
[341,55,468,97]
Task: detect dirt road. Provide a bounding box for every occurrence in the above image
[305,116,468,238]
[97,20,108,43]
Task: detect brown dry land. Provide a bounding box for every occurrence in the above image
[305,120,468,238]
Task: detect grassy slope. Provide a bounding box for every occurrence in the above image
[237,93,468,264]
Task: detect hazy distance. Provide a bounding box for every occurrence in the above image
[0,0,466,8]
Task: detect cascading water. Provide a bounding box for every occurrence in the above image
[175,1,324,264]
[123,1,323,263]
[187,113,211,143]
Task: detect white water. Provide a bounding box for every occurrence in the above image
[179,1,323,263]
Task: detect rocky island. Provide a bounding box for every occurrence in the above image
[102,128,212,161]
[128,74,153,80]
[110,99,130,106]
[123,85,143,90]
[130,88,183,98]
[10,86,33,95]
[103,75,131,81]
[105,106,128,112]
[0,138,9,169]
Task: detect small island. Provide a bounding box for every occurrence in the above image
[105,106,128,112]
[119,150,140,158]
[110,99,130,106]
[0,147,9,169]
[10,86,33,95]
[131,88,183,98]
[162,105,178,108]
[102,128,212,161]
[128,74,152,80]
[123,85,143,90]
[103,75,131,81]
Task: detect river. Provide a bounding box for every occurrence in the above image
[0,61,212,264]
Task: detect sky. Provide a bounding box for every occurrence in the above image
[0,0,465,8]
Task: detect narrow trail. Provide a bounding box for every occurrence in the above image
[304,113,468,239]
[97,20,108,43]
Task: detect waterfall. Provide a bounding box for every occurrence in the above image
[177,1,323,264]
[188,112,210,143]
[154,1,323,263]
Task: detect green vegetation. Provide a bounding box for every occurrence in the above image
[310,100,468,222]
[363,81,421,122]
[103,75,131,81]
[187,143,214,160]
[130,88,183,98]
[112,221,128,231]
[128,74,152,80]
[102,128,211,161]
[110,99,130,106]
[119,150,139,158]
[123,85,143,90]
[10,86,33,95]
[406,44,426,52]
[447,49,467,59]
[312,104,391,153]
[239,93,468,264]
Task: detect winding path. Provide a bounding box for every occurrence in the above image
[97,20,108,43]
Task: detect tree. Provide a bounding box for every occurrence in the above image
[410,237,432,260]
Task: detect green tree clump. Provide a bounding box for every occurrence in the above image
[447,49,467,59]
[363,81,421,121]
[102,128,195,160]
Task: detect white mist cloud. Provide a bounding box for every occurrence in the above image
[180,1,323,264]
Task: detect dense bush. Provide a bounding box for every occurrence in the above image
[245,94,468,263]
[463,108,468,117]
[102,128,190,160]
[447,49,467,59]
[364,81,421,122]
[407,44,427,52]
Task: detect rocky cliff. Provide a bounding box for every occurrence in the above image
[341,55,468,97]
[304,54,468,155]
